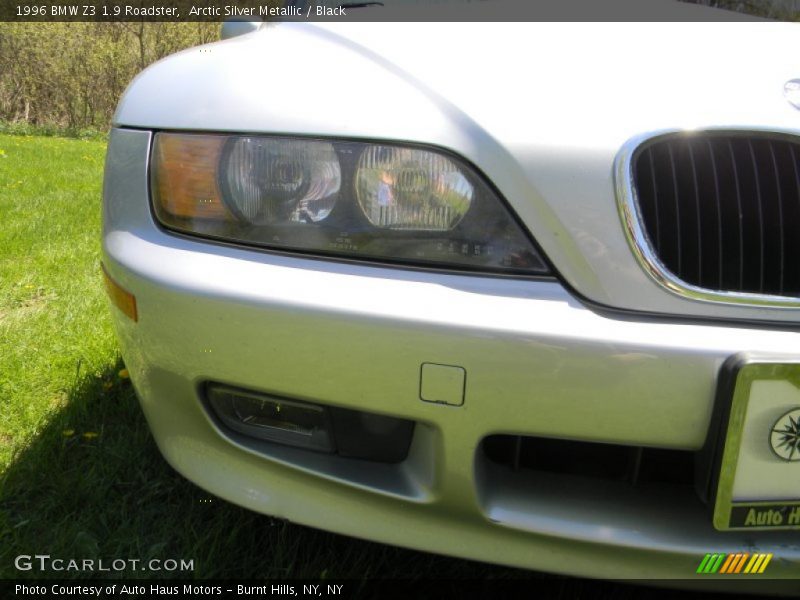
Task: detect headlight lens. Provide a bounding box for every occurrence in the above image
[224,137,341,225]
[151,133,549,275]
[355,145,472,231]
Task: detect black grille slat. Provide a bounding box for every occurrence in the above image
[768,142,785,294]
[727,139,745,290]
[691,141,724,289]
[786,143,800,294]
[706,139,724,289]
[647,148,661,251]
[734,140,761,293]
[746,140,765,294]
[668,144,683,277]
[688,142,703,286]
[790,144,800,226]
[632,133,800,299]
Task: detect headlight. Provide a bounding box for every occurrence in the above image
[151,133,549,276]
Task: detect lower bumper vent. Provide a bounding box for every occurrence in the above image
[482,434,696,488]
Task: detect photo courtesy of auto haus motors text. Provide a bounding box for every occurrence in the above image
[13,584,345,598]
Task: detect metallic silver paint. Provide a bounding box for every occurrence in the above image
[113,22,800,323]
[103,129,800,582]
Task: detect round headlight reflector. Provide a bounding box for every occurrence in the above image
[224,137,341,225]
[355,145,473,231]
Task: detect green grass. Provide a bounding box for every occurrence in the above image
[0,133,666,597]
[0,133,111,467]
[0,132,533,584]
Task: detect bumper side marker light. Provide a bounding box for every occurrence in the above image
[101,263,138,322]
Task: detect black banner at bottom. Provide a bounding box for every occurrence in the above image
[0,579,791,600]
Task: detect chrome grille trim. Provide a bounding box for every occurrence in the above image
[615,130,800,309]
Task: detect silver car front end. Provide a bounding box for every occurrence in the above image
[102,21,800,586]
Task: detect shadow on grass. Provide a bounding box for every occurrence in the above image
[0,359,695,597]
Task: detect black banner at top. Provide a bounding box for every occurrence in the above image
[0,0,777,23]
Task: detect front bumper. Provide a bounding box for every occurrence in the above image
[103,128,800,586]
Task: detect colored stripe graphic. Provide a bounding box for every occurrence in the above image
[698,553,773,574]
[697,554,726,573]
[721,553,745,573]
[719,554,735,573]
[743,554,761,573]
[711,554,725,573]
[718,553,735,574]
[733,553,749,573]
[758,554,773,574]
[717,554,733,573]
[696,554,713,573]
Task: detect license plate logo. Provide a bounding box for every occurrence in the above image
[770,408,800,462]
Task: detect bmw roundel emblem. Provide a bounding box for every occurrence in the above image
[770,408,800,461]
[784,79,800,110]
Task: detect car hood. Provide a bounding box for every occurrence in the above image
[115,20,800,145]
[115,21,800,323]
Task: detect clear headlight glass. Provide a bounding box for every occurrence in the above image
[355,145,472,231]
[151,133,549,276]
[224,137,340,225]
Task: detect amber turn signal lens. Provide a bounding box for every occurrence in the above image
[101,263,137,322]
[151,133,229,220]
